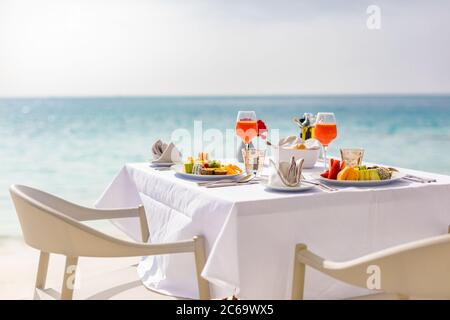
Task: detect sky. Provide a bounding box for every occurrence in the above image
[0,0,449,97]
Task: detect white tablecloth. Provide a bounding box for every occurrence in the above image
[96,162,450,299]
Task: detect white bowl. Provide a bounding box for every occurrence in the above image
[274,147,320,169]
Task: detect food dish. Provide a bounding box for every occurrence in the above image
[183,153,242,176]
[314,171,406,186]
[316,159,406,186]
[175,152,243,180]
[172,164,242,180]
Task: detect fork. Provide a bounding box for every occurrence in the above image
[405,174,436,183]
[301,179,338,192]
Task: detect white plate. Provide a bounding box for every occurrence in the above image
[312,171,406,187]
[171,164,242,181]
[150,162,175,167]
[263,182,315,192]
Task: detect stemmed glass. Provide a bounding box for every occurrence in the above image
[235,111,258,151]
[314,112,337,170]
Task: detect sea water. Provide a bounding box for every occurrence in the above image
[1,96,450,236]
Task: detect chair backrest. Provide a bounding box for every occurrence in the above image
[320,234,450,299]
[10,184,148,257]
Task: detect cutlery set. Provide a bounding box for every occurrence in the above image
[387,167,437,184]
[197,174,258,188]
[301,180,338,192]
[402,174,437,184]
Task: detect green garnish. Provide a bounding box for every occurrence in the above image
[208,160,221,168]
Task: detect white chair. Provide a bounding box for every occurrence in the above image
[10,184,210,300]
[292,230,450,300]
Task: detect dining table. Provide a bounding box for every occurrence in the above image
[95,160,450,299]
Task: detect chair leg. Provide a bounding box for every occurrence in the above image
[61,256,78,300]
[193,236,211,300]
[35,251,50,290]
[291,244,307,300]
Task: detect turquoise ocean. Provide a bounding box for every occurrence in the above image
[1,96,450,236]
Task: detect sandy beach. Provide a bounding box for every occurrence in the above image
[0,233,179,300]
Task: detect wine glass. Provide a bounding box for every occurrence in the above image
[235,111,258,151]
[314,112,337,170]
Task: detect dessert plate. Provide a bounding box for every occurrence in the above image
[150,162,174,167]
[311,171,406,187]
[263,182,315,192]
[171,164,241,181]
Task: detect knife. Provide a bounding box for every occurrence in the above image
[205,181,260,188]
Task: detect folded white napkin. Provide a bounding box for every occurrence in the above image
[268,157,304,187]
[151,139,181,163]
[278,135,299,147]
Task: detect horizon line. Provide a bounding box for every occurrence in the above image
[1,93,450,100]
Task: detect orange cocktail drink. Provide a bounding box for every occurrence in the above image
[236,120,258,145]
[315,112,337,170]
[314,123,337,147]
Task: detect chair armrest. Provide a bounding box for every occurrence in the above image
[99,235,210,299]
[33,189,142,222]
[71,206,141,221]
[90,235,200,257]
[77,205,150,243]
[123,238,197,257]
[46,192,151,242]
[295,244,326,271]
